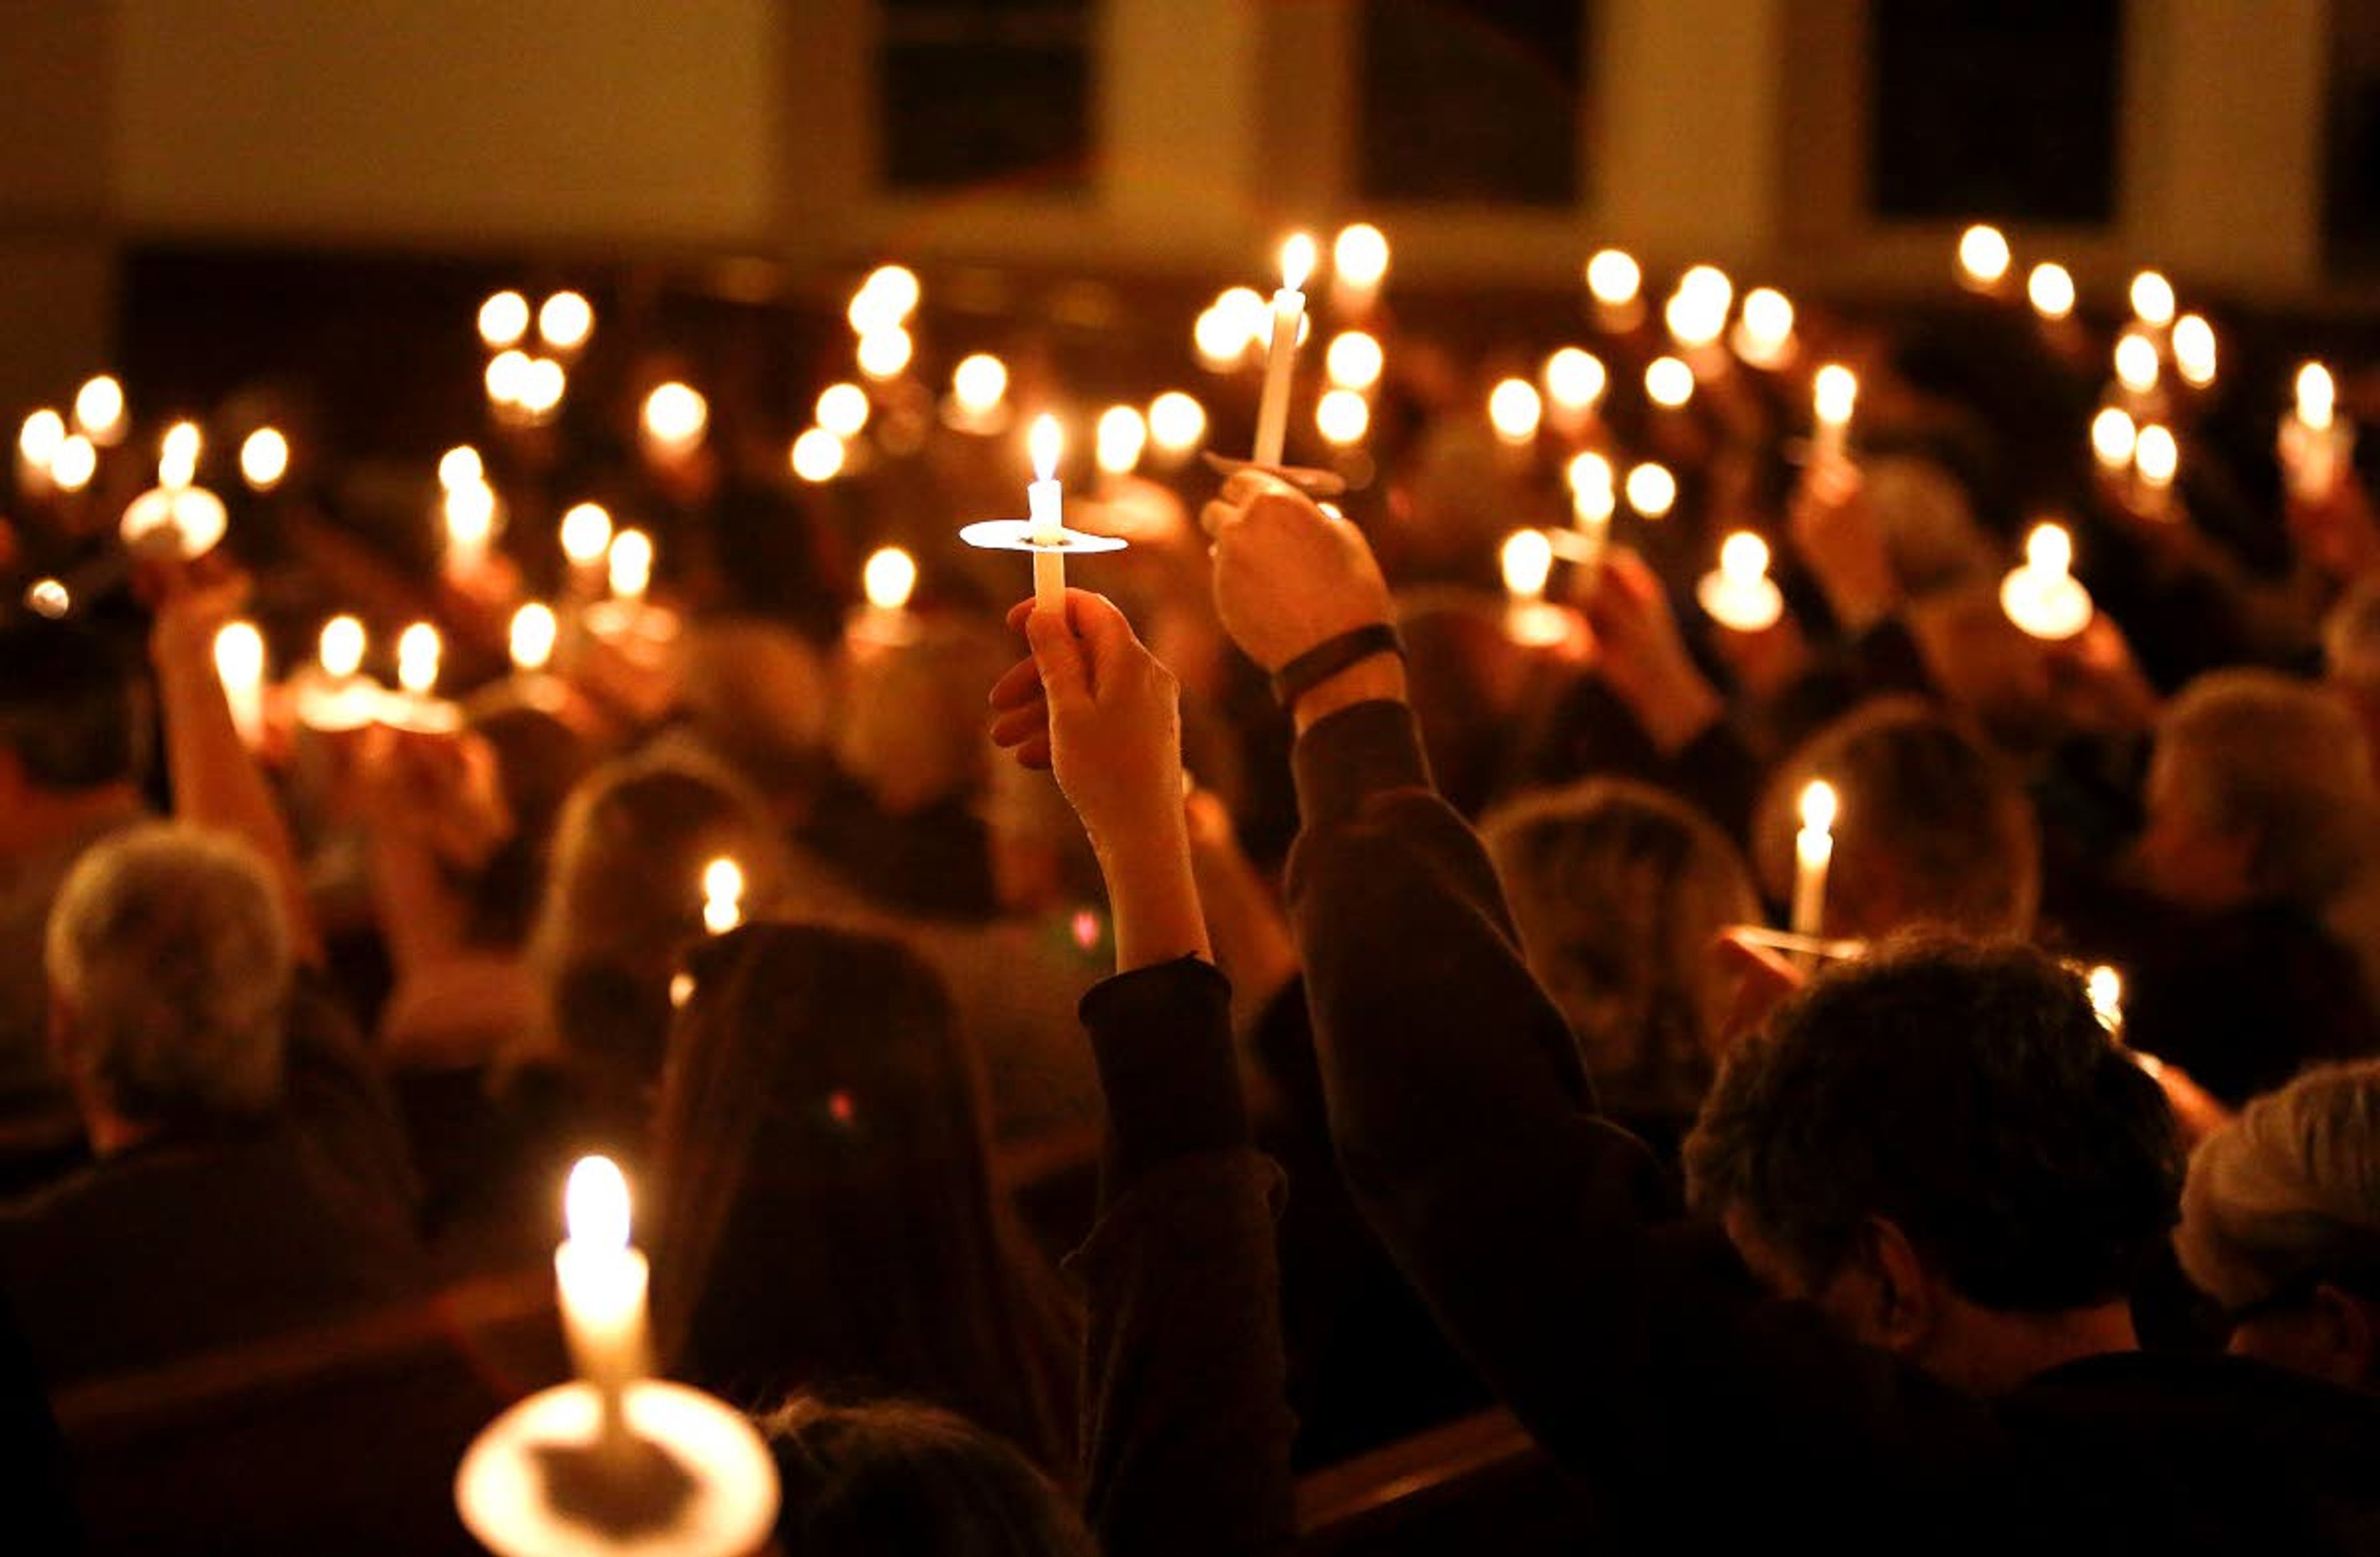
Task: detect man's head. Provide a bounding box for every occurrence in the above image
[0,617,145,858]
[1684,937,2182,1387]
[45,824,292,1139]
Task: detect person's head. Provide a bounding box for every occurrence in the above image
[1684,937,2182,1392]
[1483,779,1760,1124]
[758,1395,1094,1557]
[45,824,291,1142]
[2175,1060,2380,1392]
[1755,697,2040,939]
[653,924,1073,1470]
[835,626,1000,818]
[0,618,144,857]
[1393,588,1538,818]
[527,752,791,1094]
[2138,670,2377,913]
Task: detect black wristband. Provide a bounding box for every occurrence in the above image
[1271,622,1404,714]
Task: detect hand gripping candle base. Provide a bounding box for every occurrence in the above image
[1201,233,1349,500]
[961,414,1128,612]
[456,1157,778,1557]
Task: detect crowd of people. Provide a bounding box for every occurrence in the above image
[3,244,2380,1552]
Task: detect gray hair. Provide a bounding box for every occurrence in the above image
[2176,1060,2380,1311]
[2156,670,2379,906]
[45,823,292,1121]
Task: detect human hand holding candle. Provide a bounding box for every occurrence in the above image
[1791,780,1837,943]
[555,1155,651,1455]
[1253,234,1316,467]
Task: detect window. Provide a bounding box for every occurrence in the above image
[1357,0,1585,206]
[878,0,1093,193]
[1870,0,2122,225]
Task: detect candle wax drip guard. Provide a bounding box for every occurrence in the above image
[456,1380,778,1557]
[958,518,1130,557]
[120,486,229,561]
[1999,567,2093,642]
[1199,452,1350,498]
[1695,572,1785,633]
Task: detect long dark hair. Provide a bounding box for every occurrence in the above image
[649,922,1078,1475]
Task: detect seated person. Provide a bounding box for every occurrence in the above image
[2,824,423,1383]
[2175,1059,2380,1393]
[1198,469,2380,1551]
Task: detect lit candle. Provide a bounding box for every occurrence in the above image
[608,529,654,605]
[555,1155,651,1455]
[1665,265,1734,353]
[950,353,1009,432]
[478,291,531,350]
[519,358,567,421]
[2086,964,2123,1034]
[2281,362,2351,502]
[1331,223,1389,315]
[1625,461,1677,519]
[863,545,918,615]
[1316,389,1370,448]
[51,435,99,493]
[240,428,289,492]
[438,446,484,492]
[1730,289,1796,370]
[1253,234,1316,468]
[397,622,442,699]
[2133,423,2179,514]
[1792,780,1837,940]
[1326,332,1385,393]
[1956,224,2012,291]
[537,290,594,354]
[2027,262,2076,321]
[1146,392,1207,464]
[790,428,846,483]
[1499,529,1567,646]
[158,421,202,490]
[1585,249,1642,329]
[1488,378,1543,446]
[1645,356,1695,410]
[1999,522,2093,641]
[510,602,558,674]
[319,615,367,680]
[2091,406,2139,474]
[1695,532,1784,632]
[2171,315,2217,388]
[816,382,870,439]
[1095,405,1147,482]
[1543,348,1607,434]
[2113,332,2160,398]
[848,265,921,333]
[2130,270,2176,330]
[702,857,745,935]
[485,351,533,410]
[857,327,914,382]
[1812,364,1858,470]
[25,579,69,619]
[443,480,498,578]
[1026,413,1066,613]
[560,502,614,598]
[213,621,268,747]
[1567,452,1616,567]
[74,375,126,446]
[641,384,708,459]
[19,409,66,493]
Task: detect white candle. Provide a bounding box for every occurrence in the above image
[1316,389,1370,448]
[702,856,745,935]
[478,291,530,349]
[1331,223,1388,315]
[1567,452,1615,568]
[2000,522,2094,642]
[1730,289,1796,371]
[397,622,441,699]
[319,615,367,680]
[1147,392,1207,464]
[1253,234,1316,467]
[790,428,846,483]
[1026,413,1065,613]
[2133,424,2179,514]
[1812,365,1858,470]
[555,1155,651,1452]
[240,428,289,492]
[1696,532,1784,632]
[213,622,268,747]
[444,481,497,578]
[1543,348,1607,433]
[1095,405,1147,480]
[1585,249,1642,327]
[2283,362,2347,502]
[1956,225,2011,291]
[2091,406,2138,474]
[863,546,918,614]
[1645,356,1695,410]
[1792,780,1836,940]
[1488,378,1543,445]
[2027,262,2076,321]
[158,422,202,490]
[1499,530,1566,646]
[641,383,708,458]
[560,503,614,598]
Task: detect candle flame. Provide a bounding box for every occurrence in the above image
[1326,331,1385,392]
[213,621,266,691]
[1316,388,1370,447]
[2027,262,2076,320]
[159,421,203,489]
[19,408,66,465]
[608,529,654,600]
[1488,379,1543,443]
[1646,356,1695,408]
[1740,288,1795,349]
[863,546,919,611]
[642,382,708,447]
[1544,346,1607,409]
[1029,413,1062,482]
[1813,364,1858,426]
[816,382,870,438]
[702,855,746,934]
[2026,523,2073,577]
[565,1155,630,1250]
[74,375,126,442]
[953,353,1008,414]
[1567,451,1614,497]
[1147,391,1207,453]
[1721,531,1769,581]
[2091,407,2138,467]
[1279,232,1317,293]
[1096,404,1148,475]
[1585,249,1641,306]
[791,428,846,483]
[51,434,97,492]
[2113,333,2160,395]
[26,578,69,619]
[319,615,366,679]
[2133,424,2179,488]
[560,503,613,566]
[397,622,441,697]
[2130,270,2176,328]
[1799,779,1838,834]
[537,290,593,351]
[478,291,530,349]
[1957,224,2011,284]
[2298,363,2337,431]
[1625,462,1677,518]
[240,428,289,492]
[1501,530,1555,598]
[509,602,558,673]
[2171,315,2217,387]
[1333,223,1389,289]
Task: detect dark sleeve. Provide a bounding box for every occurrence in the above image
[1281,700,2007,1542]
[1065,957,1296,1557]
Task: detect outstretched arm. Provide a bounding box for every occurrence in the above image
[990,589,1293,1557]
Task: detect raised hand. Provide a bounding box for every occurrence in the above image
[1787,459,1901,634]
[989,589,1209,970]
[1199,470,1395,672]
[1580,548,1724,756]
